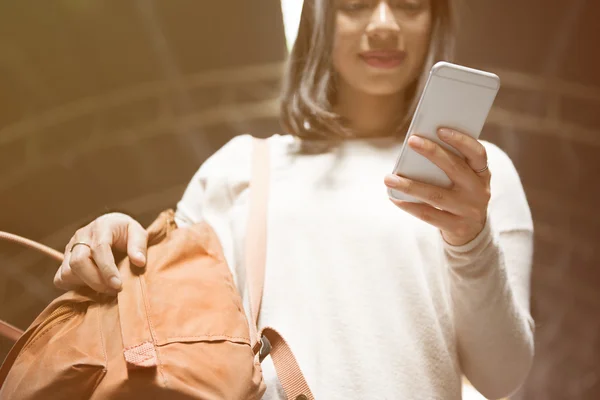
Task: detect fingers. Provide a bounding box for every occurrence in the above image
[407,135,473,187]
[389,198,461,233]
[53,213,146,294]
[54,236,83,290]
[384,174,464,216]
[126,220,148,267]
[391,197,483,245]
[82,214,145,291]
[437,128,490,178]
[89,235,122,291]
[391,130,491,246]
[54,257,84,291]
[69,243,116,293]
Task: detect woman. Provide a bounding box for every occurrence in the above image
[54,0,535,398]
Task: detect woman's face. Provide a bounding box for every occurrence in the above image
[332,0,433,96]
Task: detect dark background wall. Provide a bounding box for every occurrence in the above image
[455,1,600,398]
[0,0,286,362]
[1,1,599,398]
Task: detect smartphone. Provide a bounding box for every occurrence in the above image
[388,61,500,202]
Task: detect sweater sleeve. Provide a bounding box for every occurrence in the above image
[445,142,535,399]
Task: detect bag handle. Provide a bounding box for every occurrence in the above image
[245,137,315,400]
[0,320,24,342]
[0,232,64,341]
[0,232,63,262]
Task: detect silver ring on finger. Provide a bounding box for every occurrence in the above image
[70,242,92,253]
[473,162,489,174]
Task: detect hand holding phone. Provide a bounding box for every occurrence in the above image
[388,61,500,202]
[384,61,499,246]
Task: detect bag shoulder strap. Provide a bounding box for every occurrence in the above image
[0,232,64,341]
[245,137,314,400]
[245,137,269,333]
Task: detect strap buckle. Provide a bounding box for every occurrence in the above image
[258,334,271,362]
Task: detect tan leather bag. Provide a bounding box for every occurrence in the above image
[0,138,314,400]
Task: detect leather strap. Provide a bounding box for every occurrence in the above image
[0,231,64,262]
[245,137,314,400]
[245,137,270,343]
[0,320,23,342]
[0,231,64,341]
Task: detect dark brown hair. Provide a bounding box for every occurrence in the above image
[280,0,458,140]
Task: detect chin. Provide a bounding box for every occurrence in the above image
[361,84,405,96]
[348,65,415,96]
[353,78,409,96]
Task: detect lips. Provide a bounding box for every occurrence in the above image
[359,50,406,69]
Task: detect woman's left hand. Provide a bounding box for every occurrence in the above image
[384,128,491,246]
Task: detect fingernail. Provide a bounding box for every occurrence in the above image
[136,251,146,263]
[410,136,425,148]
[384,174,402,186]
[438,128,453,139]
[109,276,122,290]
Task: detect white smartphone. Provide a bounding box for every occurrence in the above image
[388,61,500,202]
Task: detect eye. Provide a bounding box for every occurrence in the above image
[339,0,371,13]
[393,0,427,13]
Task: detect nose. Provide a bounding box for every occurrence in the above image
[366,1,401,40]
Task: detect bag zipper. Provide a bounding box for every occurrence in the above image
[19,304,77,355]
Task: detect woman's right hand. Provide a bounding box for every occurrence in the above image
[53,213,148,294]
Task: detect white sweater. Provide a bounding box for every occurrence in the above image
[175,134,535,400]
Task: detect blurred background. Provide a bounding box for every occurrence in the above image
[0,1,599,399]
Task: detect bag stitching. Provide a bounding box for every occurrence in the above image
[18,317,71,357]
[97,304,108,370]
[139,274,168,387]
